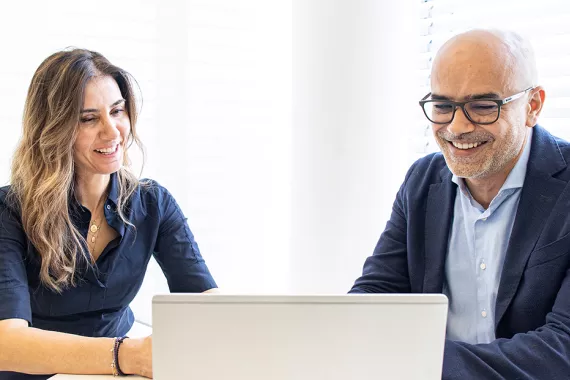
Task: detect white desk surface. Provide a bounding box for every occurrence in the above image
[50,376,145,379]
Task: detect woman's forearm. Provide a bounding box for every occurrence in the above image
[0,320,131,376]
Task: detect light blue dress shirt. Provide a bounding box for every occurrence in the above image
[443,128,533,344]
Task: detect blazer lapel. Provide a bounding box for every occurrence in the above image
[423,167,456,293]
[495,125,567,329]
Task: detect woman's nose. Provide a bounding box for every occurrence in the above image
[100,116,121,140]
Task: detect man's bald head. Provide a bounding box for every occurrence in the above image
[431,29,537,97]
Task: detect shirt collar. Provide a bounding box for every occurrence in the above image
[107,172,120,207]
[69,172,120,214]
[452,127,533,192]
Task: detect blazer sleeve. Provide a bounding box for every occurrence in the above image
[348,162,418,294]
[152,185,218,293]
[442,267,570,380]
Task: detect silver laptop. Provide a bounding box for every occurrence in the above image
[152,294,448,380]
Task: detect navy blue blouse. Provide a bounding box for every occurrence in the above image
[0,174,217,379]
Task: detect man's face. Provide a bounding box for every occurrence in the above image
[430,40,531,179]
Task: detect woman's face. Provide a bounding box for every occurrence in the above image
[73,75,131,177]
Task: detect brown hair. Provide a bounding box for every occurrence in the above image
[9,48,144,292]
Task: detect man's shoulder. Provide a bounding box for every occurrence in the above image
[532,126,570,177]
[551,133,570,160]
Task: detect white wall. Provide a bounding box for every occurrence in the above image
[132,0,294,324]
[0,1,417,325]
[132,0,295,325]
[0,1,158,185]
[291,0,418,293]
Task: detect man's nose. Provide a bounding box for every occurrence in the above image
[447,106,475,136]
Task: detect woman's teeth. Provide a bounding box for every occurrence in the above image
[451,141,484,150]
[95,145,117,154]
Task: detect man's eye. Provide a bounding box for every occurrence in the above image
[433,103,454,113]
[471,104,498,111]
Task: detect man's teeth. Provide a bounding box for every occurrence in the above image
[451,141,483,150]
[95,145,117,154]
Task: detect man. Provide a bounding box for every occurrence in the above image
[350,29,570,379]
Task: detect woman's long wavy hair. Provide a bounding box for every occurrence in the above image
[9,48,144,293]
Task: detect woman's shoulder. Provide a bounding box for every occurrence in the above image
[0,185,23,228]
[0,185,19,214]
[0,185,9,202]
[139,178,166,195]
[137,178,177,205]
[134,178,183,220]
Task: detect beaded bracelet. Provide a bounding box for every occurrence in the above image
[111,336,128,377]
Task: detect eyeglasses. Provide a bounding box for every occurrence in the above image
[418,87,534,125]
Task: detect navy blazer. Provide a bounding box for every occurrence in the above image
[350,125,570,380]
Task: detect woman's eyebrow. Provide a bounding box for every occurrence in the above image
[80,98,125,113]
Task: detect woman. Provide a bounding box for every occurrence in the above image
[0,49,217,379]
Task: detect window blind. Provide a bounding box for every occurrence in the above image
[412,0,570,163]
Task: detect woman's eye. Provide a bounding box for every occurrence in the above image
[112,108,125,115]
[80,118,96,123]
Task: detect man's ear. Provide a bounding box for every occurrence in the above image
[526,86,545,127]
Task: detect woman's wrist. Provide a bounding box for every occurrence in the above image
[117,337,140,375]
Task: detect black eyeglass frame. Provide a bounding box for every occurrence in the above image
[418,86,535,125]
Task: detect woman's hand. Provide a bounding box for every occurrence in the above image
[119,335,153,378]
